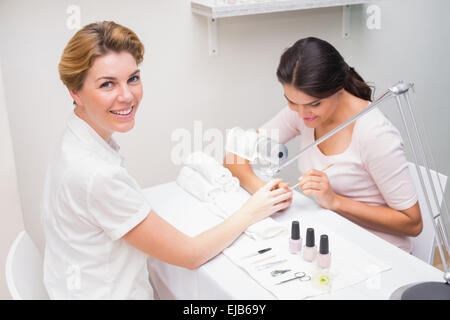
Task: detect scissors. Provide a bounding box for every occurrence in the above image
[274,272,311,285]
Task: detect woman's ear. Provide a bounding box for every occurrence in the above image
[69,88,82,106]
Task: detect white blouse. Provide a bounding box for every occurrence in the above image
[42,111,153,299]
[260,106,418,252]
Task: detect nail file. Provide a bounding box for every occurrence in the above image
[291,163,334,189]
[251,254,277,264]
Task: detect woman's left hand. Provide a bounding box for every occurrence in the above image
[298,169,338,210]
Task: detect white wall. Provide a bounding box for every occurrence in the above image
[0,0,449,255]
[0,57,25,299]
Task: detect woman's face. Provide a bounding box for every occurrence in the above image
[282,84,340,128]
[70,51,143,141]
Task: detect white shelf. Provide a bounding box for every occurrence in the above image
[191,0,376,56]
[191,0,372,19]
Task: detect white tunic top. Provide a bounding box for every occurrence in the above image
[260,106,418,252]
[42,111,153,299]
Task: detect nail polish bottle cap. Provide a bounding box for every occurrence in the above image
[306,228,315,247]
[319,234,329,254]
[291,221,300,240]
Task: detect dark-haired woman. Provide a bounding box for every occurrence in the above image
[225,37,422,252]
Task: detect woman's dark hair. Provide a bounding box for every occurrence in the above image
[276,37,372,101]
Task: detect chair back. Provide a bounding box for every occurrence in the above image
[5,231,49,299]
[409,163,447,264]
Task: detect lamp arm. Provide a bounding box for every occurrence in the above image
[272,87,396,175]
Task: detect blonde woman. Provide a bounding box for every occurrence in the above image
[42,21,292,299]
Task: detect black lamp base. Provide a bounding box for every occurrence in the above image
[390,281,450,300]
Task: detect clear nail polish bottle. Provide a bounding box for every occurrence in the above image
[289,221,302,254]
[303,228,317,262]
[317,234,331,269]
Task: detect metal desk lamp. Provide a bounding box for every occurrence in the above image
[226,81,450,299]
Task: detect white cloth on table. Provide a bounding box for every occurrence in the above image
[176,166,224,202]
[209,188,287,241]
[222,176,240,193]
[223,222,391,299]
[184,152,234,188]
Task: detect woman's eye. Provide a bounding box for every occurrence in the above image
[129,75,140,83]
[100,81,113,88]
[310,102,321,107]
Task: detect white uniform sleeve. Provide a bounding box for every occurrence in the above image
[360,116,418,211]
[259,106,301,144]
[87,166,151,241]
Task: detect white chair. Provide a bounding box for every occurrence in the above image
[409,163,448,265]
[5,230,49,299]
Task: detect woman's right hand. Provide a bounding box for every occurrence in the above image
[240,179,293,225]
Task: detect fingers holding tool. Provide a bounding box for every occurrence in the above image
[292,164,337,210]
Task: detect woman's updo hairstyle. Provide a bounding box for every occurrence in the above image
[58,21,144,91]
[276,37,372,101]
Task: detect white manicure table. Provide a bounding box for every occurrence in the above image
[142,182,444,300]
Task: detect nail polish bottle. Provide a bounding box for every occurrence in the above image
[303,228,317,262]
[317,234,331,269]
[289,221,302,254]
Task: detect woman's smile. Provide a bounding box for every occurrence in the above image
[110,105,135,119]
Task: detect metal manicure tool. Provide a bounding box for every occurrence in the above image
[274,272,311,285]
[255,259,287,271]
[270,269,291,277]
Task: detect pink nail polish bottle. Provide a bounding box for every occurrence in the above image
[303,228,317,262]
[289,221,302,254]
[317,234,331,269]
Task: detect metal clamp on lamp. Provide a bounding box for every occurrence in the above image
[225,127,288,176]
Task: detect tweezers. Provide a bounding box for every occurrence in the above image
[255,259,288,271]
[271,269,291,277]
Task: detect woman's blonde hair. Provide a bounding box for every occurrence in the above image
[58,21,144,91]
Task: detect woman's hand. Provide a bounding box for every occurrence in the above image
[271,180,293,208]
[240,179,293,224]
[298,169,338,210]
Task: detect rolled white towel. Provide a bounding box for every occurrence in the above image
[184,152,232,186]
[222,176,240,193]
[176,166,224,202]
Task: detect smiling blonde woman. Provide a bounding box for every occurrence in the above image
[42,21,292,299]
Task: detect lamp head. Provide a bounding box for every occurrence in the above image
[389,81,414,95]
[225,127,287,177]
